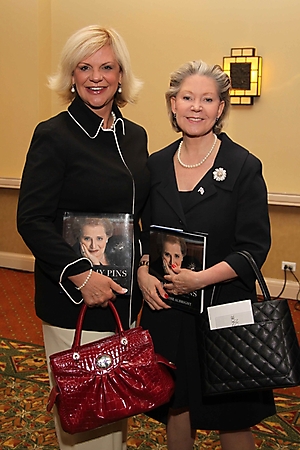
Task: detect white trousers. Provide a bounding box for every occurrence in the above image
[43,323,127,450]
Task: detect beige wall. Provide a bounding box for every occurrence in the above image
[0,189,30,255]
[0,0,52,178]
[0,0,299,292]
[2,0,300,193]
[264,205,300,277]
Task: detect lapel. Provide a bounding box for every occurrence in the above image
[153,141,186,226]
[182,133,249,214]
[68,96,124,136]
[153,133,249,220]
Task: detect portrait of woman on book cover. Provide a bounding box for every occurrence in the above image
[75,217,114,266]
[63,213,133,291]
[150,233,202,283]
[149,232,204,313]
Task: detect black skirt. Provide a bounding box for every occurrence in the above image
[141,307,276,430]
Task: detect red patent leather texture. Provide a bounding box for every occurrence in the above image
[47,301,175,434]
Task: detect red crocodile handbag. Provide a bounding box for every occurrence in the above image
[47,301,175,434]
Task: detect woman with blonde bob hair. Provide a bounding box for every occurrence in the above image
[49,24,142,106]
[18,24,150,450]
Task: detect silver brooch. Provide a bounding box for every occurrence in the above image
[213,167,227,182]
[198,187,205,195]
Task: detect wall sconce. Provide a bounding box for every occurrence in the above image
[223,48,262,105]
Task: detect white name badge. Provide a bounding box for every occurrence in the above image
[207,299,254,330]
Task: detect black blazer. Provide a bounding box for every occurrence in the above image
[146,132,271,309]
[17,96,150,331]
[142,133,275,427]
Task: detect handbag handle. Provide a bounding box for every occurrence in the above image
[236,251,271,302]
[72,301,124,349]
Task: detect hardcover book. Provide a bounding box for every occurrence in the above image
[149,225,207,314]
[63,212,133,292]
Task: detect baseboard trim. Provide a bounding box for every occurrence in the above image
[257,277,299,301]
[0,251,34,272]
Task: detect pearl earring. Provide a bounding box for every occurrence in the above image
[71,84,75,93]
[118,84,122,94]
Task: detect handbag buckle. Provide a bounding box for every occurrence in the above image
[96,354,113,369]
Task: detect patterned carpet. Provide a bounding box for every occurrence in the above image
[1,268,300,449]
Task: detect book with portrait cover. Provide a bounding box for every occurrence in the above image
[149,225,207,314]
[63,212,133,293]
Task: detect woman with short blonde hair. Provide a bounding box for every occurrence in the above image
[18,24,150,450]
[49,25,143,106]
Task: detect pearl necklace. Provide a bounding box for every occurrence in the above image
[177,134,217,169]
[67,111,116,139]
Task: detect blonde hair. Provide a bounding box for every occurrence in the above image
[48,25,143,106]
[165,60,231,134]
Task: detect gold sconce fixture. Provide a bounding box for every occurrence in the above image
[223,48,262,105]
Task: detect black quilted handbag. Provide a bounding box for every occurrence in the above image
[198,250,300,396]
